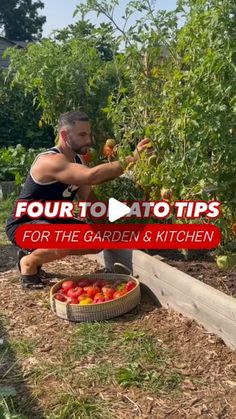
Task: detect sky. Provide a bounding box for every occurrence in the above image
[42,0,178,37]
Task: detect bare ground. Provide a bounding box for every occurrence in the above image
[0,244,236,418]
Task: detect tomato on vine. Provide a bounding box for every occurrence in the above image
[83,147,97,163]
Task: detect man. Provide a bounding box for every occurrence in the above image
[6,110,149,288]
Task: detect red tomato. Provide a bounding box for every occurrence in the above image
[102,286,115,300]
[58,288,67,295]
[232,223,236,236]
[68,297,78,304]
[95,297,105,303]
[93,292,105,303]
[160,188,172,200]
[83,147,97,163]
[77,278,93,287]
[113,290,127,299]
[94,280,108,288]
[54,293,67,302]
[67,287,83,299]
[85,286,100,298]
[125,280,136,292]
[61,280,76,292]
[103,144,113,158]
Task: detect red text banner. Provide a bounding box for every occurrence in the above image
[15,223,221,250]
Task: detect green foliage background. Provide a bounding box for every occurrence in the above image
[0,69,54,149]
[0,0,46,41]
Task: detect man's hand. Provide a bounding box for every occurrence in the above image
[118,138,153,170]
[133,138,152,162]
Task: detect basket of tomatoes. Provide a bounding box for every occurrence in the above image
[50,273,140,322]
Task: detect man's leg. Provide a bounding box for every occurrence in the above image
[103,249,133,274]
[19,248,101,276]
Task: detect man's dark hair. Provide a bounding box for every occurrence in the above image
[58,110,89,130]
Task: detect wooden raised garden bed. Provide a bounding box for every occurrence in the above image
[89,249,236,350]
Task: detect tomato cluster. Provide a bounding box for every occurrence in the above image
[53,278,136,305]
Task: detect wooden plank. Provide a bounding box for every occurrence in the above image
[89,250,236,350]
[153,254,164,261]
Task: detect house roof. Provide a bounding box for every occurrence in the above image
[0,36,26,48]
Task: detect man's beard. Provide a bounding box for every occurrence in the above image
[68,136,87,155]
[73,146,88,155]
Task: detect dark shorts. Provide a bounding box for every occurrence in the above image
[6,218,86,252]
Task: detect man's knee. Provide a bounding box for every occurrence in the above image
[54,249,70,259]
[88,249,102,254]
[68,249,102,256]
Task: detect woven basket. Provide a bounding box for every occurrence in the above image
[50,273,140,322]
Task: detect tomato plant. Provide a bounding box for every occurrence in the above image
[81,0,236,250]
[5,0,236,252]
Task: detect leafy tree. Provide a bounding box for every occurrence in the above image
[5,34,120,142]
[0,0,46,41]
[54,20,117,61]
[0,69,54,148]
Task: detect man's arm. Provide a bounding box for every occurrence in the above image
[54,159,124,186]
[32,138,150,187]
[32,153,124,186]
[78,185,97,201]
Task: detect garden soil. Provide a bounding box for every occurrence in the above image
[0,244,236,418]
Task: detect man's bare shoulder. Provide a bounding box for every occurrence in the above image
[35,152,68,170]
[31,152,69,183]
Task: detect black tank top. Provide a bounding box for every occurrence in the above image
[6,147,84,228]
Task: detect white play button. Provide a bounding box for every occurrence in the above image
[108,198,131,222]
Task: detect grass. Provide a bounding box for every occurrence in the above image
[9,338,37,358]
[115,365,182,392]
[117,329,183,393]
[66,322,115,360]
[66,324,183,395]
[0,194,16,245]
[0,398,27,419]
[0,316,40,419]
[0,314,7,334]
[0,315,9,372]
[120,329,167,364]
[83,363,115,386]
[25,321,183,408]
[30,362,75,386]
[47,394,112,419]
[0,318,185,417]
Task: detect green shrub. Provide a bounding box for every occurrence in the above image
[0,145,45,185]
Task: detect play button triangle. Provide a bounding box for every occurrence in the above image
[108,198,131,222]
